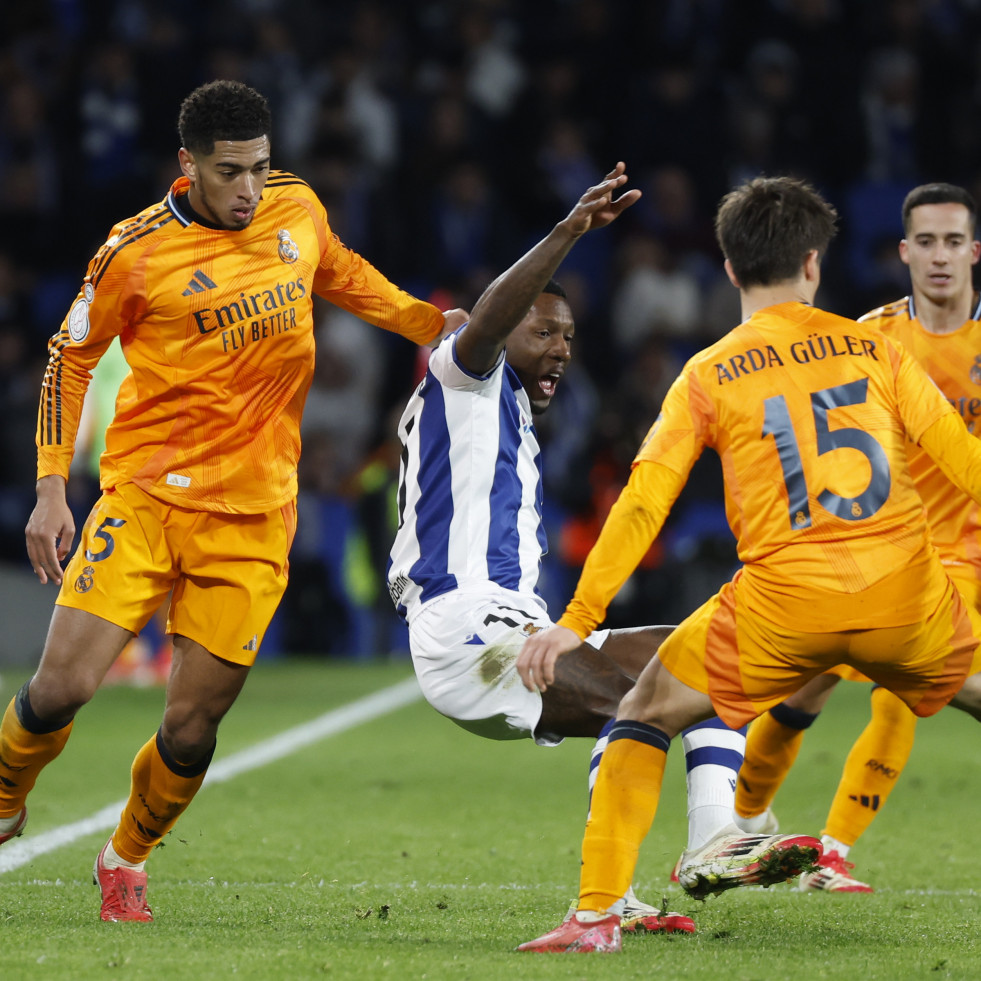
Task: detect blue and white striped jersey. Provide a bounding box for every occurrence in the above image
[388,331,548,621]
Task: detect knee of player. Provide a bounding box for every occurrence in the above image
[159,709,220,763]
[616,686,659,726]
[26,673,94,723]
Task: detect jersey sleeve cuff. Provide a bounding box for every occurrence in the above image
[556,612,593,641]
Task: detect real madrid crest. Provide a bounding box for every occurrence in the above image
[277,229,299,264]
[74,565,95,593]
[970,354,981,385]
[67,284,93,343]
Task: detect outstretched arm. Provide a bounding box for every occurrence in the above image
[454,162,640,376]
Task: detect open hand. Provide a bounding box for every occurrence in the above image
[561,162,642,238]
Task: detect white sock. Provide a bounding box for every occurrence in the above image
[0,811,23,834]
[734,808,775,834]
[575,909,613,923]
[101,839,146,872]
[682,720,747,851]
[821,834,849,859]
[688,804,737,851]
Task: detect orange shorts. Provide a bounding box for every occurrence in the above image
[658,571,979,728]
[57,482,296,665]
[823,563,981,685]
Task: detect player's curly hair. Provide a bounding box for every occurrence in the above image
[902,183,977,236]
[178,80,271,155]
[714,176,838,288]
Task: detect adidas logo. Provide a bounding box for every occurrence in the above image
[717,834,767,856]
[848,793,881,811]
[242,634,258,652]
[181,270,218,296]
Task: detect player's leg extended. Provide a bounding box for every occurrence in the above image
[0,607,131,837]
[95,639,249,922]
[579,658,715,914]
[598,627,751,848]
[584,716,697,935]
[485,629,690,933]
[734,672,839,826]
[795,685,915,893]
[517,655,711,953]
[7,481,179,846]
[664,717,747,883]
[110,637,250,866]
[103,494,291,867]
[603,627,748,871]
[822,685,916,850]
[682,718,746,851]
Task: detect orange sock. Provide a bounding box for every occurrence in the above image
[735,703,815,819]
[823,687,916,847]
[0,683,74,818]
[579,720,669,914]
[112,729,213,864]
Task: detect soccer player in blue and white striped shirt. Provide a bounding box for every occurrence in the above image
[388,165,745,934]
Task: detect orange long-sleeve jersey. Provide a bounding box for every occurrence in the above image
[37,173,443,513]
[559,301,981,637]
[860,296,981,579]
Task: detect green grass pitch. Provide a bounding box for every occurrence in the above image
[0,659,979,980]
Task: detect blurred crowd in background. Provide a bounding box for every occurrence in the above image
[2,0,981,658]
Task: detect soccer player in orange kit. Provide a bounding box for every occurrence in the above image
[735,182,981,893]
[514,176,981,953]
[0,80,464,922]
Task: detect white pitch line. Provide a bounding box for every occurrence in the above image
[0,675,422,875]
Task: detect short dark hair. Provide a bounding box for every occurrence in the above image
[714,176,838,288]
[178,80,271,155]
[902,182,977,236]
[541,278,567,300]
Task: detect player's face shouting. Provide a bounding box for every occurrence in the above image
[506,292,574,415]
[181,137,271,231]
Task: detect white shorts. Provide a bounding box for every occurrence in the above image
[408,585,609,746]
